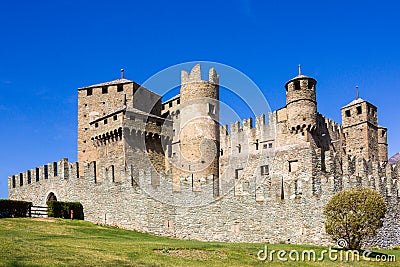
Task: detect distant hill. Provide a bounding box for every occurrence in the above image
[389,152,400,163]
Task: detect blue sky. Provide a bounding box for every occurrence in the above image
[1,0,400,199]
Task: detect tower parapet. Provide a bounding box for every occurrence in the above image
[285,67,317,134]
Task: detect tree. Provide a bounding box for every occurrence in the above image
[323,187,387,250]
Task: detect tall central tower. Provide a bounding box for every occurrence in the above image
[173,64,220,197]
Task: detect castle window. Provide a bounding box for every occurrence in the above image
[294,80,300,90]
[255,140,259,150]
[269,143,273,148]
[208,104,216,115]
[308,81,314,89]
[102,86,108,94]
[173,129,176,136]
[53,162,58,176]
[235,168,243,179]
[111,165,115,182]
[237,144,241,153]
[357,106,362,114]
[263,144,268,149]
[162,105,165,110]
[261,165,269,175]
[95,123,99,128]
[288,160,298,173]
[27,171,31,184]
[169,102,173,108]
[177,99,180,105]
[104,119,108,125]
[220,149,223,156]
[93,162,97,183]
[87,88,93,96]
[345,110,351,117]
[44,165,49,179]
[36,168,40,182]
[113,115,118,121]
[19,173,23,186]
[117,84,123,92]
[12,176,16,188]
[382,130,386,138]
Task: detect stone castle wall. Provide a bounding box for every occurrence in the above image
[8,151,400,248]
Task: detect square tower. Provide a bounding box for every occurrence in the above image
[341,98,379,161]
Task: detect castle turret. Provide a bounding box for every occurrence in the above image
[341,95,383,161]
[173,64,220,196]
[284,66,317,133]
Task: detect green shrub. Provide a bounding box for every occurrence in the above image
[323,188,386,250]
[47,201,84,220]
[0,199,32,218]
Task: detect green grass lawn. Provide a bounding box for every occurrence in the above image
[0,218,398,266]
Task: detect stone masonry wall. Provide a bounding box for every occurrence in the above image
[8,152,400,248]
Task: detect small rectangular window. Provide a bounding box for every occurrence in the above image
[235,168,243,179]
[104,119,108,125]
[87,88,93,96]
[53,162,58,176]
[345,110,351,117]
[102,86,108,94]
[113,115,118,121]
[95,122,99,128]
[162,105,165,110]
[177,99,180,105]
[169,102,173,108]
[260,165,269,175]
[117,84,123,92]
[208,104,216,115]
[269,143,273,148]
[289,160,298,173]
[357,106,362,114]
[111,165,115,182]
[263,144,268,149]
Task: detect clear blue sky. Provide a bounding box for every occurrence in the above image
[1,0,400,199]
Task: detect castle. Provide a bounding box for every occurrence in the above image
[8,64,400,247]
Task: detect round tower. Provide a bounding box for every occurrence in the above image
[175,64,220,196]
[285,65,317,133]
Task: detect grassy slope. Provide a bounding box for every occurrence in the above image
[0,218,398,267]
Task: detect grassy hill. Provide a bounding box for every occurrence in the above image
[0,218,398,266]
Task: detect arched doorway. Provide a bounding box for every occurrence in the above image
[47,192,57,201]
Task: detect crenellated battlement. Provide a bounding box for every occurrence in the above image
[220,113,274,135]
[181,64,219,85]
